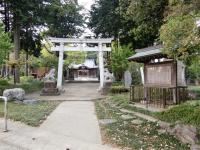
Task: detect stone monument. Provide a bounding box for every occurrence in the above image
[124,70,132,88]
[40,68,60,96]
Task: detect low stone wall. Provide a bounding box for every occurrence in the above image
[158,121,200,149]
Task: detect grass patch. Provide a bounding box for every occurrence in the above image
[95,99,189,150]
[109,93,153,116]
[125,105,154,116]
[0,100,62,126]
[154,100,200,127]
[109,93,130,108]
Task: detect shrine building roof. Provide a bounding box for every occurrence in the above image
[128,45,167,63]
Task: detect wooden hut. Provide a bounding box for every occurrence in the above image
[128,45,188,108]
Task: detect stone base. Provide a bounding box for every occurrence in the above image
[40,88,60,96]
[99,82,112,95]
[40,81,60,96]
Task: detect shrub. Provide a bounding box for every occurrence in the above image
[20,76,35,83]
[18,80,43,93]
[0,79,12,95]
[110,86,129,94]
[0,79,9,86]
[188,86,200,99]
[112,81,123,86]
[154,101,200,127]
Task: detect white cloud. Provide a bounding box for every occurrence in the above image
[78,0,94,11]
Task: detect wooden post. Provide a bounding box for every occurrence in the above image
[175,60,178,104]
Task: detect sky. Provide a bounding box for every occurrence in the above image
[78,0,95,37]
[78,0,94,11]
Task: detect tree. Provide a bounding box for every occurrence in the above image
[0,21,13,65]
[43,1,84,37]
[186,56,200,84]
[111,44,133,81]
[89,0,167,49]
[0,0,84,81]
[88,0,121,39]
[64,52,86,67]
[1,0,45,82]
[160,14,200,61]
[119,0,168,48]
[30,48,58,69]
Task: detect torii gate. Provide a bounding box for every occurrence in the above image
[48,37,113,90]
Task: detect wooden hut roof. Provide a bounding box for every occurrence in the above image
[128,45,167,63]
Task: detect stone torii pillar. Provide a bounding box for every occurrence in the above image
[98,42,104,88]
[57,42,64,89]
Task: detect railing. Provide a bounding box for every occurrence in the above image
[130,85,188,108]
[0,96,8,132]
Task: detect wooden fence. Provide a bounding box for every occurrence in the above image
[130,85,188,108]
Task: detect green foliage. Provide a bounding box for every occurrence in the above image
[0,101,62,126]
[0,22,13,65]
[0,79,12,95]
[160,14,200,61]
[18,76,43,93]
[88,0,121,38]
[121,0,168,48]
[188,86,200,99]
[155,101,200,127]
[186,57,200,83]
[65,51,86,67]
[111,44,133,81]
[44,1,84,37]
[0,76,42,95]
[0,79,9,86]
[89,0,167,48]
[20,76,34,83]
[166,0,200,18]
[30,48,58,69]
[109,93,130,107]
[110,86,129,94]
[112,81,124,86]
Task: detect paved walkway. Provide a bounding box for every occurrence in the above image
[0,83,119,150]
[26,82,105,101]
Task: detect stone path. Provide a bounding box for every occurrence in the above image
[26,82,105,101]
[0,83,119,150]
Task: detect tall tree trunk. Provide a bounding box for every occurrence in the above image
[13,15,20,83]
[2,64,6,77]
[25,52,29,76]
[6,64,9,79]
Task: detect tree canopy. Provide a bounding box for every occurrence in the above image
[43,1,84,37]
[0,21,13,65]
[160,14,200,61]
[0,0,84,81]
[89,0,167,49]
[88,0,121,39]
[160,0,200,62]
[111,44,133,81]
